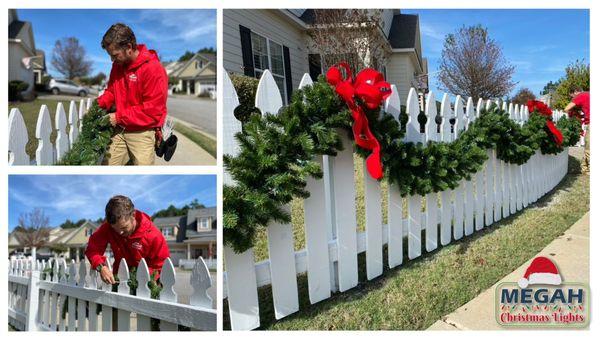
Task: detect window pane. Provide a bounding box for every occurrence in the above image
[251,32,268,71]
[269,41,284,76]
[273,75,286,102]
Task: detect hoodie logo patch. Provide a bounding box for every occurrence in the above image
[131,242,142,250]
[128,74,138,82]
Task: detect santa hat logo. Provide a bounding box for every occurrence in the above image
[518,256,562,288]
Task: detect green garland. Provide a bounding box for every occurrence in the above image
[58,100,112,165]
[224,77,582,253]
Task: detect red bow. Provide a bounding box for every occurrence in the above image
[526,100,563,146]
[326,62,391,180]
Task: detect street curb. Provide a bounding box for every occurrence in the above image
[169,115,216,142]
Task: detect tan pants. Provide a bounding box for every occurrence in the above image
[106,129,156,165]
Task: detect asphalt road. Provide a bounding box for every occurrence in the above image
[167,96,216,137]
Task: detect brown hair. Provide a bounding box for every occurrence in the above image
[101,23,137,50]
[105,195,135,224]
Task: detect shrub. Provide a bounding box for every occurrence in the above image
[552,60,590,109]
[229,73,260,122]
[9,80,29,101]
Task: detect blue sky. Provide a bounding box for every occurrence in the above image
[17,9,216,78]
[8,175,216,231]
[403,9,589,97]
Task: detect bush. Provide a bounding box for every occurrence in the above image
[9,80,29,101]
[229,73,260,122]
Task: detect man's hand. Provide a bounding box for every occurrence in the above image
[108,113,118,127]
[99,265,116,284]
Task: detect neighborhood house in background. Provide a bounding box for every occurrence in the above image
[164,52,217,98]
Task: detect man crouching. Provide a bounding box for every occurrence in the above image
[85,195,170,284]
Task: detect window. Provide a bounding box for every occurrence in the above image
[195,60,203,69]
[197,217,211,231]
[85,228,94,237]
[251,32,287,102]
[162,227,173,237]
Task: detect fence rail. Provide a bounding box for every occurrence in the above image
[8,98,92,165]
[222,69,570,330]
[8,256,216,331]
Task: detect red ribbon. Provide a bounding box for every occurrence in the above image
[326,62,391,180]
[526,100,563,146]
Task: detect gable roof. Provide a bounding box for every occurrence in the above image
[387,14,418,49]
[8,20,28,39]
[172,53,216,79]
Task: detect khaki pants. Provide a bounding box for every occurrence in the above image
[107,129,156,165]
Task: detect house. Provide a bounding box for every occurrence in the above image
[32,49,47,85]
[8,9,38,100]
[153,207,216,266]
[8,221,99,261]
[223,9,428,104]
[166,52,217,97]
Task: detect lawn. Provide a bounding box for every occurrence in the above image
[224,154,589,330]
[173,122,217,158]
[9,99,73,160]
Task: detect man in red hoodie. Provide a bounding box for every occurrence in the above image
[97,23,168,165]
[85,195,170,284]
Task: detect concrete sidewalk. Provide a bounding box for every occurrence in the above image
[428,212,589,330]
[155,130,216,166]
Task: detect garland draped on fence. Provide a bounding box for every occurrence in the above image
[58,100,112,165]
[224,74,582,253]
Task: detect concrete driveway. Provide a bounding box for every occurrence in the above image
[167,96,216,137]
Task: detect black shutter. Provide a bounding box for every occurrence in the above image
[308,54,322,81]
[239,25,254,77]
[283,45,293,103]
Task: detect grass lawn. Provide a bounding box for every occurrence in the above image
[174,122,217,158]
[9,99,73,160]
[224,154,588,330]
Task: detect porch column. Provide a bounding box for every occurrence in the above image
[76,248,80,263]
[187,243,191,259]
[208,242,213,259]
[186,81,191,95]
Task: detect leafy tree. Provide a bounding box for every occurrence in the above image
[541,81,558,95]
[437,25,516,100]
[13,208,51,260]
[511,87,536,105]
[152,200,206,218]
[198,47,216,54]
[51,37,92,79]
[552,60,590,109]
[178,50,196,62]
[79,72,107,86]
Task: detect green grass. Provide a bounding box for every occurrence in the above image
[9,99,72,159]
[224,155,589,330]
[174,122,217,158]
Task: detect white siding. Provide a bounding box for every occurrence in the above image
[9,43,35,96]
[223,9,309,90]
[386,53,417,103]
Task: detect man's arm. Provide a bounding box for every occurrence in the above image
[84,224,110,270]
[146,232,171,278]
[115,66,167,129]
[564,102,577,113]
[97,67,117,110]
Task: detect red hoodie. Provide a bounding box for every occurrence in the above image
[85,210,170,278]
[97,44,168,131]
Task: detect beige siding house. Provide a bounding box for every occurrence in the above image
[8,9,38,100]
[165,52,217,97]
[223,9,428,104]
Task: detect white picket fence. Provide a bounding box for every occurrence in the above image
[8,257,216,331]
[8,98,93,165]
[222,69,570,330]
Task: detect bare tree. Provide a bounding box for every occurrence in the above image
[511,87,536,105]
[51,37,92,79]
[307,9,391,75]
[13,208,51,261]
[437,25,516,100]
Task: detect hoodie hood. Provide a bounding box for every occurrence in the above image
[126,44,160,71]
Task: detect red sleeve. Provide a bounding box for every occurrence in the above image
[97,67,117,110]
[572,93,586,106]
[115,64,168,129]
[85,224,110,270]
[146,231,171,278]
